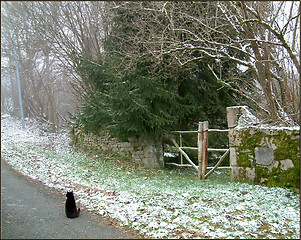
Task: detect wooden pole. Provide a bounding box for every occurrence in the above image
[180,134,183,165]
[198,122,203,179]
[198,121,208,179]
[198,122,202,179]
[204,121,209,177]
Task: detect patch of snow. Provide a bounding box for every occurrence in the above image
[236,106,260,127]
[1,115,300,239]
[164,151,178,158]
[235,107,300,131]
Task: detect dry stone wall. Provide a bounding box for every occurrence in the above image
[227,106,300,189]
[71,127,164,169]
[70,106,299,188]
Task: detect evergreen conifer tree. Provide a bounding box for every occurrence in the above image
[73,2,238,144]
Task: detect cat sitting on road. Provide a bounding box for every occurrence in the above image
[65,191,80,218]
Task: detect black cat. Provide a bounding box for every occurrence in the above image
[65,191,80,218]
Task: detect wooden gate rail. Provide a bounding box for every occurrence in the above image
[170,138,199,172]
[204,149,230,179]
[167,121,230,180]
[172,129,229,133]
[168,146,229,152]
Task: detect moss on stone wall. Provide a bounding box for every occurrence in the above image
[232,127,300,190]
[255,164,300,189]
[237,152,252,168]
[273,130,299,161]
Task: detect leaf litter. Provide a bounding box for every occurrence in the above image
[1,114,300,239]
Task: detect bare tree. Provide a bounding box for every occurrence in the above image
[1,1,109,129]
[1,2,77,130]
[108,1,300,125]
[2,1,298,127]
[21,1,108,97]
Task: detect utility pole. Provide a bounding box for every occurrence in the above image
[12,33,25,129]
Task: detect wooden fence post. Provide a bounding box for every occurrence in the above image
[198,121,209,179]
[180,134,183,165]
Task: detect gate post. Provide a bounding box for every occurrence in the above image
[198,121,208,179]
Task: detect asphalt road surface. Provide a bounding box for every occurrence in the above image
[1,159,141,239]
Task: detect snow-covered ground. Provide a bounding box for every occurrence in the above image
[1,114,300,239]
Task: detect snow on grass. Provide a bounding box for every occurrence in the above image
[1,114,300,239]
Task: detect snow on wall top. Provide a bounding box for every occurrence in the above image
[234,106,300,131]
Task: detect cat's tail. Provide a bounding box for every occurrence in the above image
[77,208,80,217]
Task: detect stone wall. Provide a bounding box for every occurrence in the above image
[71,127,164,169]
[227,106,300,189]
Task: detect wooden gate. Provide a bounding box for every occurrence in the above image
[167,121,230,179]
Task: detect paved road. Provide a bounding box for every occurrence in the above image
[1,160,141,239]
